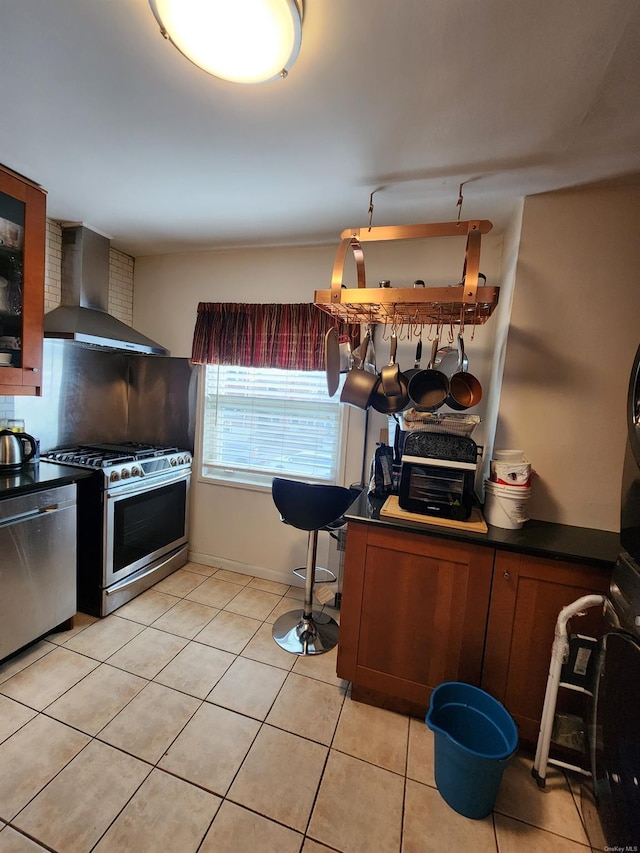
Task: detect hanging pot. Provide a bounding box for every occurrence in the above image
[370,339,410,414]
[340,330,380,409]
[407,339,449,412]
[403,337,423,384]
[380,330,403,396]
[370,376,410,414]
[445,334,482,410]
[434,336,468,377]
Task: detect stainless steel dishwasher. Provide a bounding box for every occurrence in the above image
[0,483,77,661]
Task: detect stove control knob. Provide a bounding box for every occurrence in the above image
[184,453,192,464]
[121,468,130,479]
[170,457,177,466]
[110,470,120,482]
[131,465,141,477]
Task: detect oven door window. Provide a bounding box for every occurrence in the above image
[111,479,188,575]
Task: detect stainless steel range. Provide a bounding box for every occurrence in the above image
[42,442,192,617]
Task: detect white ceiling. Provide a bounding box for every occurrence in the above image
[2,0,640,257]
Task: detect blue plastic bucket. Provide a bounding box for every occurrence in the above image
[426,682,518,819]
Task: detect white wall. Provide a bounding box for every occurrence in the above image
[134,233,504,582]
[496,184,640,530]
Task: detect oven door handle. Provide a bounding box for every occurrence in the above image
[106,470,190,500]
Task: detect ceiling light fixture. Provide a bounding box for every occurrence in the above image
[149,0,303,84]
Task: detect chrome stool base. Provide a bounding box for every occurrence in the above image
[272,609,339,655]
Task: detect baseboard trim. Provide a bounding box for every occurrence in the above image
[187,550,303,589]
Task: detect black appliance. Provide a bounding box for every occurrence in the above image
[398,431,478,521]
[41,442,192,617]
[581,553,640,850]
[581,341,640,850]
[621,341,640,563]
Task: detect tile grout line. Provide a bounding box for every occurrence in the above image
[1,564,594,851]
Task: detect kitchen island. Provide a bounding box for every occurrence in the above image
[338,490,619,745]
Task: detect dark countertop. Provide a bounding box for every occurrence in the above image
[0,461,95,499]
[346,490,621,568]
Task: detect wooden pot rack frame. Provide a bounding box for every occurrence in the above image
[314,220,500,326]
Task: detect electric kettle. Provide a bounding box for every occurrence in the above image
[0,429,37,470]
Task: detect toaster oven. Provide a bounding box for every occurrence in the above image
[397,431,479,521]
[398,457,476,520]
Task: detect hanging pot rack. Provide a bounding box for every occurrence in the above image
[314,219,500,326]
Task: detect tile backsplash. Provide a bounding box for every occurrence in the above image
[0,219,135,415]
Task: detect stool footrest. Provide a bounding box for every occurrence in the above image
[292,566,337,583]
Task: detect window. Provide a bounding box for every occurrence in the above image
[201,364,344,488]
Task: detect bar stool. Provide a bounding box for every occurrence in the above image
[271,477,355,655]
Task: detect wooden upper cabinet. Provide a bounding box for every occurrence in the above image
[337,523,495,717]
[482,551,611,745]
[0,164,46,395]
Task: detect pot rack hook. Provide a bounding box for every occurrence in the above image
[456,181,467,222]
[367,186,384,231]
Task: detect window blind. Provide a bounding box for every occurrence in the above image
[202,364,343,487]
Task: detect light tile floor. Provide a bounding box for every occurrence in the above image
[0,562,593,852]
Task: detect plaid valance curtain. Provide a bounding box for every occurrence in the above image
[191,302,344,370]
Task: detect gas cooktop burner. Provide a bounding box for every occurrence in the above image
[42,442,182,468]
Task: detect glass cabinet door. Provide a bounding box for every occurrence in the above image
[0,164,45,395]
[0,190,26,368]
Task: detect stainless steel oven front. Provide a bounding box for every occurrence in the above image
[104,468,190,590]
[42,444,192,618]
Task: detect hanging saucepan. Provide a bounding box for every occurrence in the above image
[340,330,380,409]
[403,337,423,385]
[445,334,482,410]
[370,337,410,415]
[370,374,409,414]
[407,339,449,412]
[380,329,403,396]
[434,335,468,377]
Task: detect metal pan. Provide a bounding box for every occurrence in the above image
[434,336,468,377]
[445,335,482,410]
[404,338,423,384]
[381,330,403,396]
[407,339,449,412]
[325,327,340,397]
[371,330,410,414]
[370,374,409,414]
[340,330,381,409]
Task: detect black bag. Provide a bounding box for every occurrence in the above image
[368,442,395,497]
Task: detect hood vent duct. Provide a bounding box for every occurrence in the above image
[43,225,169,355]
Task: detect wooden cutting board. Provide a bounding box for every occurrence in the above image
[380,495,488,533]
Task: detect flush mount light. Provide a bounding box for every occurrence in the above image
[149,0,303,84]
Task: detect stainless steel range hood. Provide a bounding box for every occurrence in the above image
[43,225,169,355]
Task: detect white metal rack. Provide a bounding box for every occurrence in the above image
[532,594,606,788]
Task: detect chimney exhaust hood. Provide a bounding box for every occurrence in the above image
[43,225,169,355]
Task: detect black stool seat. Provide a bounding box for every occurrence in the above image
[271,478,357,656]
[272,479,355,532]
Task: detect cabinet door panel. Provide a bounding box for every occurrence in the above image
[338,524,494,713]
[483,551,610,743]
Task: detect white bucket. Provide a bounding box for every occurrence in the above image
[490,460,531,487]
[483,479,532,529]
[493,449,525,462]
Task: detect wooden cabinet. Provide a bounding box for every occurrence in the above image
[482,551,611,745]
[0,164,46,395]
[338,523,612,741]
[337,523,494,717]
